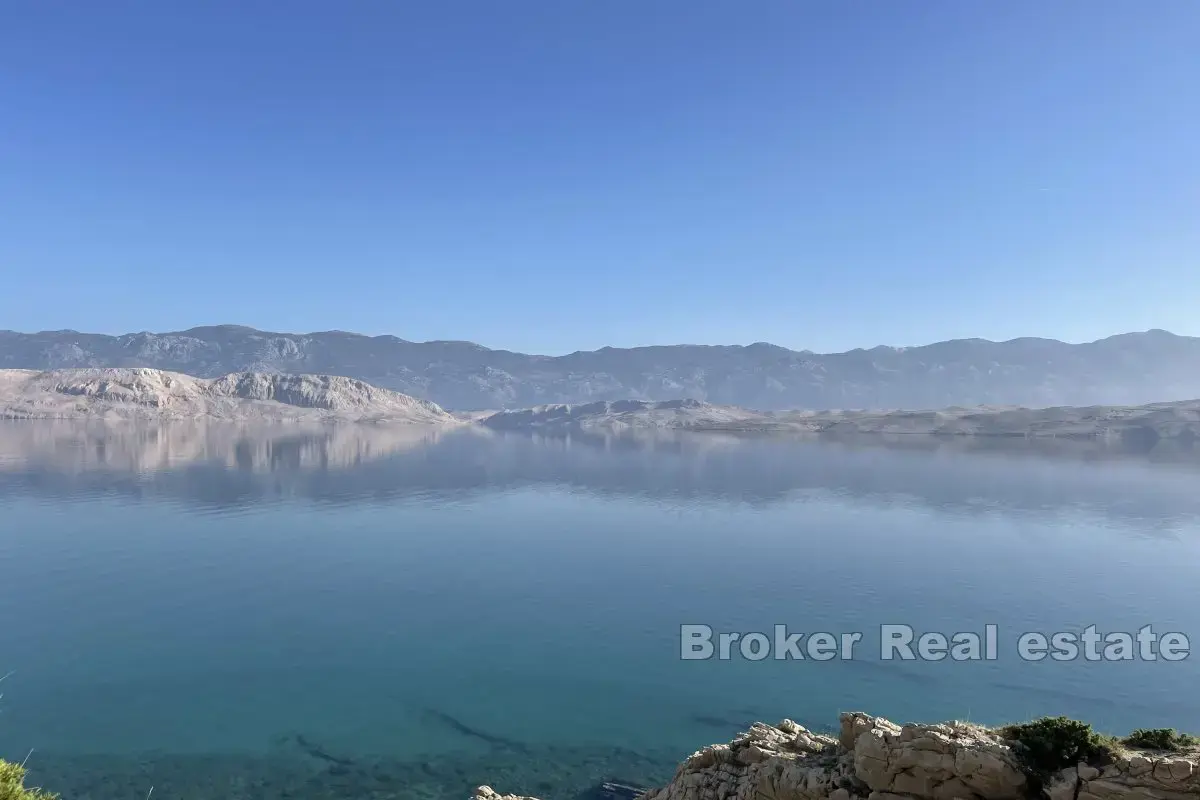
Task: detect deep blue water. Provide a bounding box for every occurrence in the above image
[2,422,1199,799]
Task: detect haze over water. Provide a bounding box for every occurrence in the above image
[2,422,1199,799]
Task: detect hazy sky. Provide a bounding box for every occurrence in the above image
[2,2,1197,355]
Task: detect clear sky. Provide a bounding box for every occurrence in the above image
[2,2,1197,355]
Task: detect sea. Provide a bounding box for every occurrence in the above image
[1,421,1199,800]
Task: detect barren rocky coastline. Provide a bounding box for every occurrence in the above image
[488,399,1200,444]
[0,368,457,423]
[479,712,1200,800]
[3,368,1200,446]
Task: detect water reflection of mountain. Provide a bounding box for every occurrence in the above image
[1,421,1199,528]
[0,420,457,473]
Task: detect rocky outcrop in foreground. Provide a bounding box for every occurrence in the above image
[476,713,1200,800]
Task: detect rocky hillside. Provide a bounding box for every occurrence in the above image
[3,326,1200,411]
[0,368,456,423]
[5,368,1200,444]
[481,399,756,430]
[482,397,1200,445]
[478,712,1200,800]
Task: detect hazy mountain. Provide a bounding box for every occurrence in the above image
[1,325,1198,411]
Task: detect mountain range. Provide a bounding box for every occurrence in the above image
[2,325,1198,411]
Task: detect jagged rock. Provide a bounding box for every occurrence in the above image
[475,786,541,800]
[639,718,843,800]
[850,716,1024,800]
[1044,750,1200,800]
[478,712,1200,800]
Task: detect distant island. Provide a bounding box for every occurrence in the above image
[2,368,1198,446]
[3,325,1200,411]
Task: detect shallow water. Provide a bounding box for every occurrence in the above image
[2,422,1199,799]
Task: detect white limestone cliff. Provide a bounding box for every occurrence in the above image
[0,368,457,423]
[474,713,1200,800]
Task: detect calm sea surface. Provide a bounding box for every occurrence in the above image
[2,422,1199,800]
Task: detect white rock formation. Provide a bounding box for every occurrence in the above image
[5,368,1200,444]
[0,368,458,423]
[476,713,1200,800]
[1045,752,1199,800]
[475,788,539,800]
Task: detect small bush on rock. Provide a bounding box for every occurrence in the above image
[999,716,1119,794]
[1123,728,1198,752]
[0,760,56,800]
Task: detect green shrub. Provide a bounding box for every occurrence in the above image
[0,759,56,800]
[1123,728,1198,752]
[999,716,1119,795]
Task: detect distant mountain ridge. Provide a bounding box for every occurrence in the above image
[1,325,1198,411]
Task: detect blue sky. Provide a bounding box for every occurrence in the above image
[2,2,1197,355]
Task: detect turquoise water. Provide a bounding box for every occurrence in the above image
[2,424,1200,799]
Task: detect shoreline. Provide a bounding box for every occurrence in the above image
[480,712,1200,800]
[1,368,1199,447]
[8,712,1199,800]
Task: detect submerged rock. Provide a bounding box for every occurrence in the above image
[585,780,653,800]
